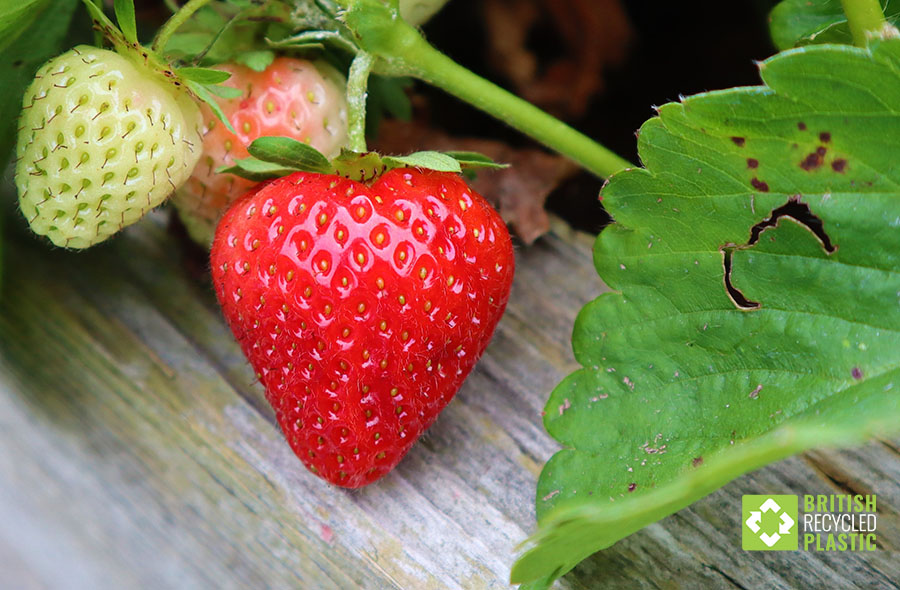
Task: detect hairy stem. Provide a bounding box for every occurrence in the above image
[347,52,375,153]
[152,0,214,53]
[400,40,631,177]
[841,0,888,46]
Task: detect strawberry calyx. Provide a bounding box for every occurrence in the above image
[217,137,507,185]
[79,0,240,133]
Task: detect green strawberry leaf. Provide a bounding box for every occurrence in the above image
[0,0,46,54]
[381,150,461,172]
[512,39,900,588]
[234,49,275,72]
[113,0,136,44]
[0,0,77,168]
[186,79,237,133]
[217,157,299,181]
[248,136,336,174]
[177,66,232,85]
[770,0,900,49]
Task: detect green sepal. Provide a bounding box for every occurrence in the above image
[206,84,243,99]
[186,79,236,133]
[113,0,136,44]
[248,137,336,174]
[382,151,461,172]
[444,151,509,169]
[217,158,299,181]
[177,67,232,85]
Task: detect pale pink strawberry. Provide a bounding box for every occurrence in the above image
[173,57,349,245]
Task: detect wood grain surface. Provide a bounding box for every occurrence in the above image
[1,212,897,589]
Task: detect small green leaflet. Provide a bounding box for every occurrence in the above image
[770,0,900,49]
[248,137,335,174]
[513,39,900,588]
[113,0,137,44]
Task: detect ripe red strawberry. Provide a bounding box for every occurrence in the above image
[211,168,514,487]
[173,57,349,246]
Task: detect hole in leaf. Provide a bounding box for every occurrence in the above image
[721,196,837,310]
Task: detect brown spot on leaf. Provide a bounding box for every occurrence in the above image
[731,136,746,147]
[800,147,827,171]
[852,367,863,380]
[819,132,831,142]
[797,122,807,131]
[628,483,637,492]
[747,158,758,169]
[832,158,848,173]
[692,456,704,467]
[750,178,769,192]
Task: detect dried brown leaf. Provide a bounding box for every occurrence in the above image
[483,0,632,118]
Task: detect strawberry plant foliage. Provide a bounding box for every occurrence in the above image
[770,0,900,49]
[512,39,900,587]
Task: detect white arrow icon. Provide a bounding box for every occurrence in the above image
[779,511,794,534]
[745,497,795,548]
[746,511,762,533]
[760,498,781,513]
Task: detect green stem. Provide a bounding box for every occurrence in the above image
[342,0,632,177]
[404,45,632,177]
[346,52,375,153]
[152,0,214,53]
[841,0,888,46]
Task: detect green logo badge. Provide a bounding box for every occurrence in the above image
[742,495,798,550]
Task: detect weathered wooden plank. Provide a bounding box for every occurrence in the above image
[1,211,897,589]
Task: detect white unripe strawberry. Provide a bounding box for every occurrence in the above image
[15,45,203,248]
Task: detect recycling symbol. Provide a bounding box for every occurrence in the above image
[745,497,795,547]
